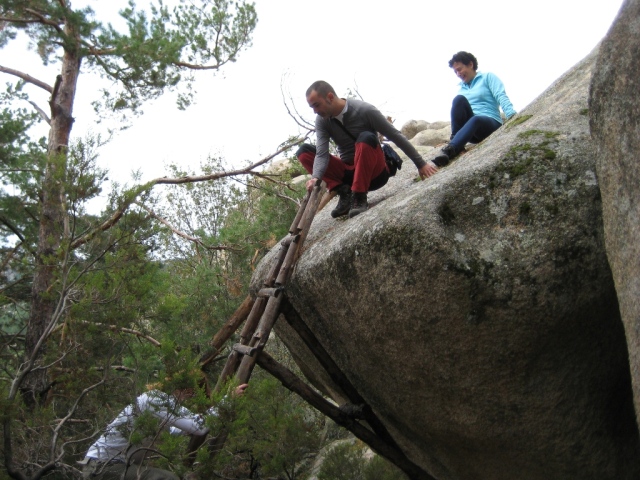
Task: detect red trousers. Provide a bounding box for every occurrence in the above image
[297,141,388,193]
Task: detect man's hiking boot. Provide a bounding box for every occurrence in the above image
[433,143,465,167]
[331,185,353,218]
[349,192,368,218]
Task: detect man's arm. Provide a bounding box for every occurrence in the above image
[367,108,438,178]
[310,117,332,184]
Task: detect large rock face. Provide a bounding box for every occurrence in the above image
[589,0,640,429]
[254,49,640,479]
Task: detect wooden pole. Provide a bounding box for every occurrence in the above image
[200,295,254,367]
[280,297,400,450]
[256,352,437,480]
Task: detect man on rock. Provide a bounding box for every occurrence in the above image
[297,80,437,219]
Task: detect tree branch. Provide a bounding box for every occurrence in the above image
[75,321,161,347]
[280,75,315,131]
[0,65,53,93]
[152,135,308,186]
[24,8,64,34]
[172,61,222,70]
[0,215,26,243]
[28,100,51,125]
[51,376,107,461]
[71,135,308,251]
[136,203,241,252]
[238,176,301,207]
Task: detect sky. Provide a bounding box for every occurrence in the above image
[2,0,625,200]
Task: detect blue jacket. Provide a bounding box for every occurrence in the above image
[458,71,516,124]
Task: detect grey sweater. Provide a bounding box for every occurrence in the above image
[312,98,426,180]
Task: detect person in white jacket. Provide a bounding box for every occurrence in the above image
[80,384,247,479]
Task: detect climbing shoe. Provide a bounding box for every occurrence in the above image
[331,184,353,218]
[433,143,464,167]
[348,192,368,218]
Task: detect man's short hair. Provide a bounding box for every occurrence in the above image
[306,80,336,98]
[448,51,478,71]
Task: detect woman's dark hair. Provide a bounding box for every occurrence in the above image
[448,51,478,71]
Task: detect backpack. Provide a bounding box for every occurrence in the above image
[381,143,403,177]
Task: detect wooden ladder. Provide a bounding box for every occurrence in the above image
[213,179,324,390]
[201,181,435,480]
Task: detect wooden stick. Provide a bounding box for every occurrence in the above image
[200,295,254,367]
[289,190,311,233]
[239,297,267,344]
[296,183,324,261]
[263,236,293,287]
[275,235,300,286]
[317,189,337,212]
[280,298,400,449]
[235,294,284,383]
[256,351,436,480]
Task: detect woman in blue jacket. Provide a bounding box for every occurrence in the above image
[433,51,516,167]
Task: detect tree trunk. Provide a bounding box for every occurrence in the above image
[21,25,80,408]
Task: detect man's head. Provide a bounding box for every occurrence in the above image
[306,80,342,119]
[448,51,478,84]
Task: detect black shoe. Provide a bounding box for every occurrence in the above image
[348,192,368,218]
[331,185,353,218]
[433,143,464,167]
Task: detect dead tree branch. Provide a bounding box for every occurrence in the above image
[0,65,53,93]
[136,203,241,252]
[28,100,51,125]
[280,76,315,131]
[70,135,309,251]
[76,321,161,347]
[152,136,309,186]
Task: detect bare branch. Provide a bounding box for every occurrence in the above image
[72,135,308,251]
[136,203,241,252]
[28,100,51,125]
[153,135,308,185]
[76,321,162,347]
[52,376,107,461]
[238,177,301,207]
[280,75,315,131]
[0,65,53,93]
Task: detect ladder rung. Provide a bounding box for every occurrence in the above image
[257,287,283,298]
[233,343,258,357]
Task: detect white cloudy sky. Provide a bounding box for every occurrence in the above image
[3,0,624,195]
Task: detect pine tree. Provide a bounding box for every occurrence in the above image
[0,2,257,478]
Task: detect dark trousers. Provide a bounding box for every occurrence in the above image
[296,131,389,193]
[450,95,501,150]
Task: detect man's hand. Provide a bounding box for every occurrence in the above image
[233,384,248,397]
[306,177,319,192]
[418,162,438,180]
